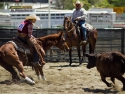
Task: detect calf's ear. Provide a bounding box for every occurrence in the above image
[84,54,90,57]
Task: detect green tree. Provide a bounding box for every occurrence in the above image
[0,3,3,9]
[53,0,125,10]
[88,0,99,5]
[112,0,125,7]
[64,0,91,10]
[63,0,75,10]
[95,0,112,8]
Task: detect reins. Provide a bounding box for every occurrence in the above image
[66,19,76,33]
[67,26,75,32]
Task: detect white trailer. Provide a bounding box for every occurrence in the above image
[87,11,116,28]
[0,12,11,28]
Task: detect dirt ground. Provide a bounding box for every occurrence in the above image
[0,62,125,94]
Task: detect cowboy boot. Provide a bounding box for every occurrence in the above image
[80,28,87,45]
[80,30,86,45]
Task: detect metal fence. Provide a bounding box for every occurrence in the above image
[0,28,125,62]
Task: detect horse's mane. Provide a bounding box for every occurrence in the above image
[38,31,62,41]
[64,16,75,32]
[36,31,63,47]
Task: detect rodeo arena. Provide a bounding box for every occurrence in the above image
[1,1,125,94]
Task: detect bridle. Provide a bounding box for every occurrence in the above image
[64,17,75,33]
[56,35,69,51]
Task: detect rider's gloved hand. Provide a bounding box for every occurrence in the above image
[75,17,79,21]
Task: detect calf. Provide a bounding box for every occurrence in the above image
[85,51,125,90]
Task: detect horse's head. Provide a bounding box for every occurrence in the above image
[63,16,72,31]
[55,31,69,51]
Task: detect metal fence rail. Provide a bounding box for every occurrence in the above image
[0,28,125,62]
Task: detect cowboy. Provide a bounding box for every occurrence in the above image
[71,0,87,44]
[17,14,45,66]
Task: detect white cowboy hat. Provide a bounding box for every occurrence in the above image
[76,0,81,4]
[25,14,40,20]
[73,0,83,7]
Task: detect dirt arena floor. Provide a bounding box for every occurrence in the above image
[0,62,125,94]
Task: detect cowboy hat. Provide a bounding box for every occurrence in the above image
[25,14,40,20]
[76,0,81,4]
[73,0,83,7]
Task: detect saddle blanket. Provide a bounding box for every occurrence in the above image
[85,23,95,31]
[7,41,31,54]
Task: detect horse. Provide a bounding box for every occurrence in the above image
[0,31,69,85]
[63,16,98,66]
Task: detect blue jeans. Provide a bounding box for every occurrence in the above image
[17,36,27,44]
[33,48,39,63]
[18,36,39,63]
[79,20,87,40]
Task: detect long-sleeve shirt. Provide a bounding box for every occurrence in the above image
[71,8,87,22]
[27,24,33,37]
[18,20,33,38]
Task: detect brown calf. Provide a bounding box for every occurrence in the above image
[85,51,125,90]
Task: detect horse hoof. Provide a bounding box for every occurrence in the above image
[69,64,72,66]
[79,62,82,65]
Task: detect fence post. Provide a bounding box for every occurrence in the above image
[121,28,124,54]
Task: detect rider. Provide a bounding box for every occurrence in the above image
[17,14,45,66]
[71,0,87,44]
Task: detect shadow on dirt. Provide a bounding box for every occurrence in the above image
[83,88,118,93]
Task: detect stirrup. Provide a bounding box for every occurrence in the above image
[80,40,87,45]
[83,40,87,43]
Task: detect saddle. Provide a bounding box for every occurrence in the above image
[74,21,95,40]
[10,37,33,55]
[8,36,46,65]
[7,37,33,66]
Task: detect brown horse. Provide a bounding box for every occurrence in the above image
[63,16,98,66]
[0,31,69,84]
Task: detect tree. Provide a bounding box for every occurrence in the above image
[61,0,125,9]
[53,0,91,10]
[0,3,4,9]
[52,0,74,9]
[112,0,125,7]
[94,0,112,8]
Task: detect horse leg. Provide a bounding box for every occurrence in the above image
[38,66,46,80]
[89,40,96,54]
[0,55,20,81]
[0,61,20,81]
[1,44,35,84]
[111,77,115,84]
[82,45,86,62]
[89,43,92,54]
[3,58,35,85]
[100,74,112,87]
[69,48,72,66]
[33,66,46,80]
[116,75,125,90]
[33,66,40,79]
[77,46,82,65]
[15,60,35,84]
